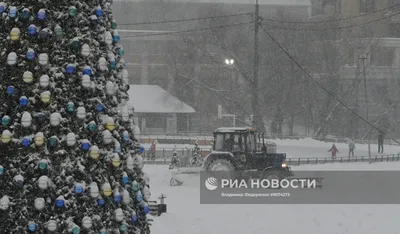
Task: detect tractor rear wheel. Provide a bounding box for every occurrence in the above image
[207,158,234,172]
[207,159,235,179]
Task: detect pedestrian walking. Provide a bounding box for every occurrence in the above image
[150,140,157,161]
[348,139,355,157]
[328,144,339,159]
[378,132,384,153]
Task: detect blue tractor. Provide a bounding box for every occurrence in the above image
[202,127,293,179]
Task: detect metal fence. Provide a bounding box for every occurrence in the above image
[144,153,400,166]
[137,134,400,146]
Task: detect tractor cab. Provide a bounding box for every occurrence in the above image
[213,127,259,153]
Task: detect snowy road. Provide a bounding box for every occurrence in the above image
[146,162,400,234]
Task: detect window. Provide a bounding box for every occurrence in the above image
[347,48,355,66]
[389,0,400,6]
[214,134,225,151]
[388,24,400,37]
[359,0,375,13]
[246,134,256,152]
[311,1,323,16]
[371,47,394,66]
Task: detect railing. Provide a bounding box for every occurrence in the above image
[143,153,400,166]
[137,134,400,146]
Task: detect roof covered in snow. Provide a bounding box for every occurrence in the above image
[215,127,256,133]
[127,85,196,114]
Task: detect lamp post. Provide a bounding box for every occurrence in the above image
[358,53,371,163]
[225,59,235,90]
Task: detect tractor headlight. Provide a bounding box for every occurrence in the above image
[281,163,287,168]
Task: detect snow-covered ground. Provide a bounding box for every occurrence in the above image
[142,138,400,158]
[146,162,400,234]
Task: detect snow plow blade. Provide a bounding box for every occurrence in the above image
[175,167,203,174]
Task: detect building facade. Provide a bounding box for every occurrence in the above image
[310,0,400,138]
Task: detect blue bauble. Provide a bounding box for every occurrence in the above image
[140,147,145,153]
[22,138,30,147]
[136,191,143,202]
[7,86,15,95]
[131,213,137,222]
[113,35,120,43]
[81,143,90,151]
[95,8,103,17]
[0,5,5,13]
[37,113,45,121]
[55,199,64,208]
[28,223,37,232]
[123,132,129,141]
[143,205,150,215]
[114,146,121,153]
[28,25,37,35]
[114,194,122,203]
[97,198,105,206]
[21,9,30,19]
[26,51,35,60]
[95,104,104,112]
[82,67,92,76]
[122,176,129,185]
[37,11,46,20]
[75,184,84,193]
[9,8,17,18]
[0,167,4,175]
[66,65,75,74]
[109,61,116,69]
[19,97,29,107]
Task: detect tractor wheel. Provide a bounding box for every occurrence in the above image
[207,159,234,171]
[263,172,282,189]
[207,159,235,179]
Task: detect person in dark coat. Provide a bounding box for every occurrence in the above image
[378,132,384,153]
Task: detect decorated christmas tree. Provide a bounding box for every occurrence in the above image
[0,0,151,233]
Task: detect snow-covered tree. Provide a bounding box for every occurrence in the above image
[0,0,151,233]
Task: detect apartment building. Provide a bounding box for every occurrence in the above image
[310,0,400,137]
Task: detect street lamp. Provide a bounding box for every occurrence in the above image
[358,53,371,163]
[225,59,234,65]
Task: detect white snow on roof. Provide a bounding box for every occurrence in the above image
[215,127,255,132]
[113,0,311,6]
[127,85,196,113]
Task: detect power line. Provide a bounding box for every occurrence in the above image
[259,25,400,144]
[121,21,252,39]
[263,3,400,24]
[262,11,400,31]
[118,12,252,26]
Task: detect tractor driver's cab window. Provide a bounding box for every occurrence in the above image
[214,134,224,151]
[246,133,256,152]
